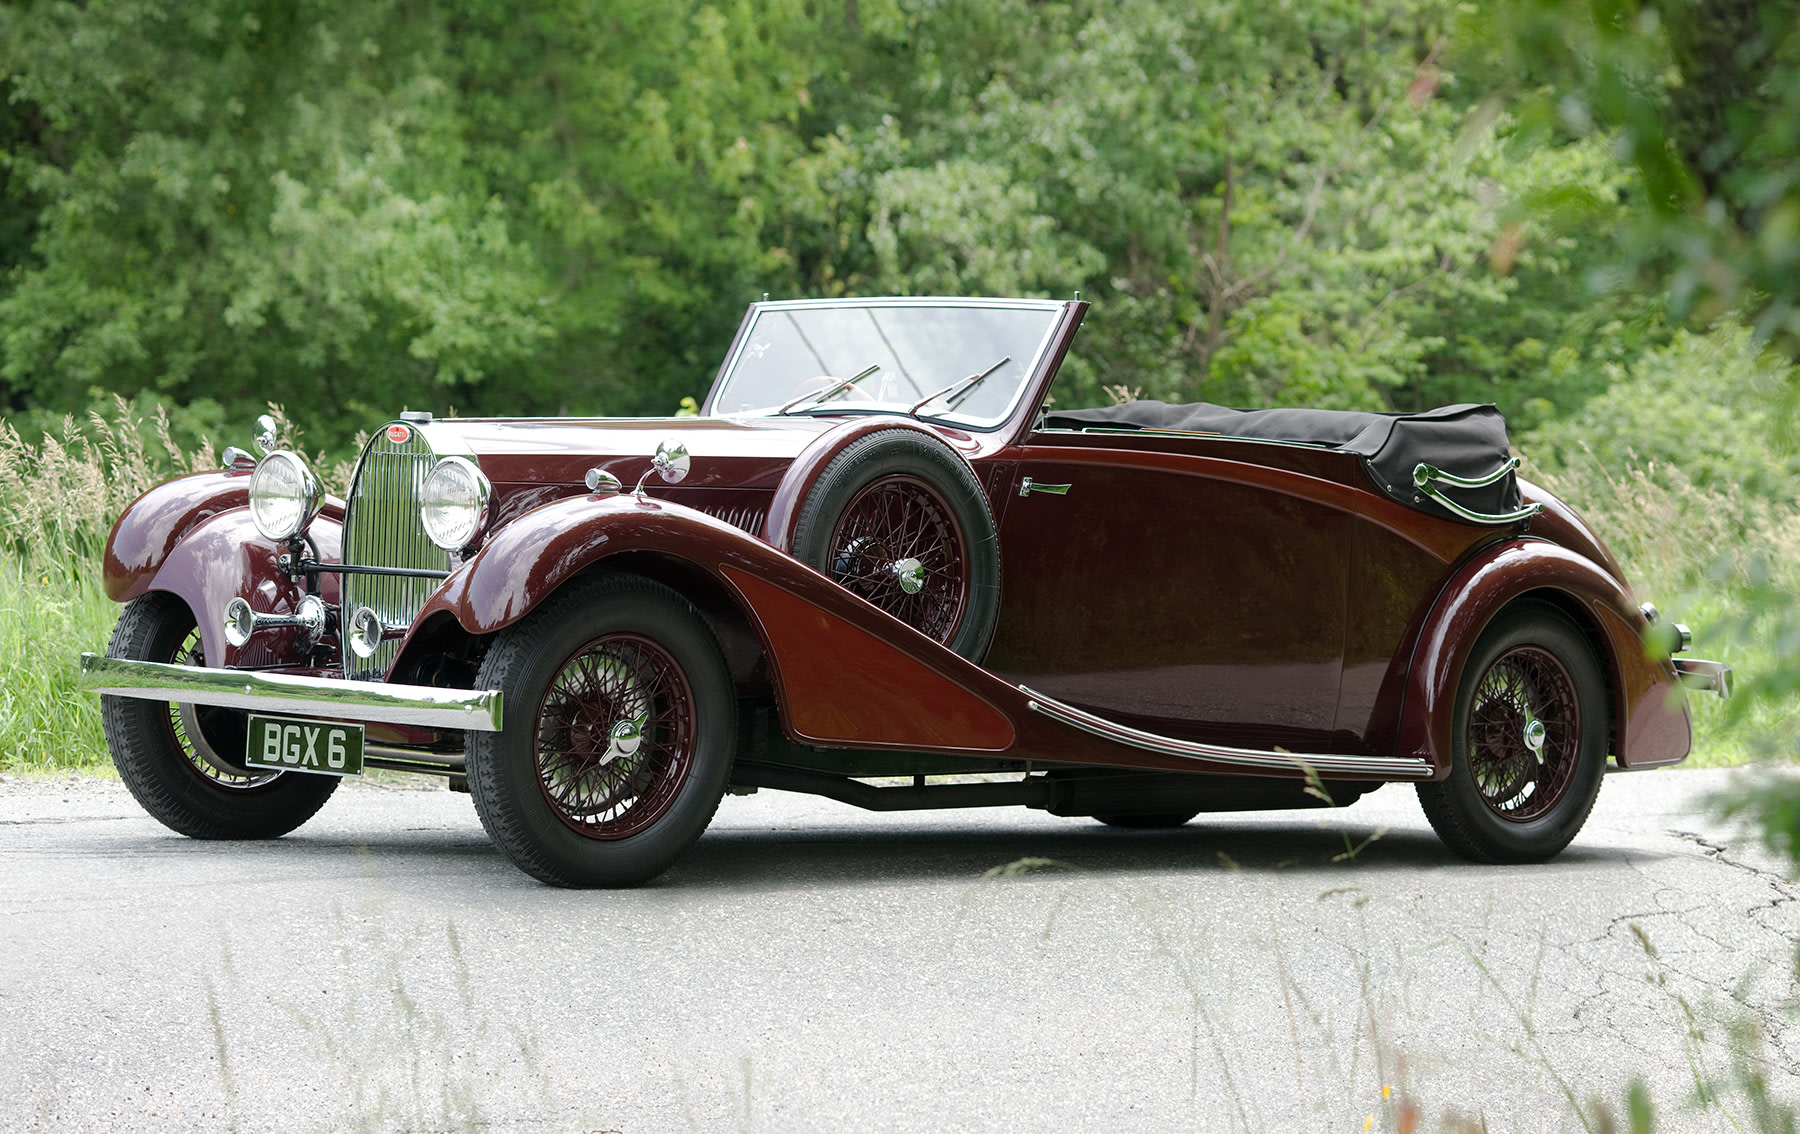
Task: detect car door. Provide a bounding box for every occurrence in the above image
[983,430,1352,752]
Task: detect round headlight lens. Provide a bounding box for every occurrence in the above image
[420,456,491,551]
[248,450,321,542]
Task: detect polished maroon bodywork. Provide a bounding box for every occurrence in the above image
[101,298,1693,786]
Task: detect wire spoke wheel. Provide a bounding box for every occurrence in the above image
[790,429,1001,662]
[1415,604,1608,864]
[826,474,969,645]
[168,628,277,791]
[1466,646,1580,822]
[468,574,735,887]
[535,633,697,840]
[101,591,337,840]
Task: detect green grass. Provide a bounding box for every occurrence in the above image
[0,563,117,773]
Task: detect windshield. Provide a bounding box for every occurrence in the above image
[708,301,1062,428]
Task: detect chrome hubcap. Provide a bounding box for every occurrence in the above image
[1523,717,1547,761]
[891,557,925,595]
[603,717,644,766]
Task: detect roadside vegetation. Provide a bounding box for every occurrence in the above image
[2,4,1797,1126]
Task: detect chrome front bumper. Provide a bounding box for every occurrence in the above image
[78,654,503,731]
[1673,658,1732,699]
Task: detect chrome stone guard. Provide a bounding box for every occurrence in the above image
[1411,457,1543,525]
[78,654,503,731]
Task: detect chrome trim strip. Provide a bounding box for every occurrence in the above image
[1019,684,1433,778]
[1411,458,1544,525]
[79,654,503,731]
[1673,658,1732,699]
[1413,456,1520,490]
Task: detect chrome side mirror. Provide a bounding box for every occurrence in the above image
[634,438,691,498]
[652,439,690,484]
[253,414,278,455]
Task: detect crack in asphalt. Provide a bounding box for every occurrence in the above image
[1671,828,1800,928]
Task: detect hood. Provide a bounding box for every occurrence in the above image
[390,414,844,538]
[413,414,837,491]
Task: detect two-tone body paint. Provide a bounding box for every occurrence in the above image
[399,492,1404,777]
[96,291,1690,780]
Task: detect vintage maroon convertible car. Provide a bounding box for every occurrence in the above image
[79,297,1729,886]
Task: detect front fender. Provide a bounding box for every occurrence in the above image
[415,494,768,635]
[104,471,253,602]
[410,493,1019,752]
[1395,538,1690,775]
[147,509,342,669]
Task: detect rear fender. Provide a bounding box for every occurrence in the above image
[145,510,343,669]
[407,494,1018,752]
[1396,538,1690,775]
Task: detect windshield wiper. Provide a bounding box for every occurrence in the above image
[909,356,1011,417]
[777,363,882,415]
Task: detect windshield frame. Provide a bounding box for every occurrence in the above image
[702,297,1069,432]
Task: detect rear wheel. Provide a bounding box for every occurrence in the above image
[1416,604,1608,864]
[466,574,735,887]
[102,591,338,839]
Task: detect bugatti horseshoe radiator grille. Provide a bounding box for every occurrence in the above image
[340,430,451,679]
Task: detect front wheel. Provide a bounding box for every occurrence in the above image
[102,591,339,839]
[466,574,736,887]
[1416,603,1609,864]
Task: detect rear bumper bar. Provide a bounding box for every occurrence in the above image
[1673,657,1732,700]
[78,653,503,732]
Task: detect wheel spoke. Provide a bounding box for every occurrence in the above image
[534,633,696,840]
[825,474,969,645]
[1467,646,1581,821]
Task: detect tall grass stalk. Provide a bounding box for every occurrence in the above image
[0,565,116,771]
[0,398,219,773]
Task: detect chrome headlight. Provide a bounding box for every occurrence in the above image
[248,450,322,542]
[420,456,491,551]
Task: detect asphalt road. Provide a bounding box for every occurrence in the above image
[2,765,1797,1133]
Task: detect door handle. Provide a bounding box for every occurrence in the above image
[1019,477,1071,497]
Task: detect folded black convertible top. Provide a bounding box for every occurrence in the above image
[1043,400,1525,525]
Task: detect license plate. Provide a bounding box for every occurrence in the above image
[245,715,365,777]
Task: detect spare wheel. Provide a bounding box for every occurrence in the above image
[790,429,1000,662]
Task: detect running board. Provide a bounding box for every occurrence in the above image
[1019,686,1433,779]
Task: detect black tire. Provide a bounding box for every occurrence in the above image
[465,573,736,888]
[1093,811,1204,829]
[102,591,339,839]
[1416,603,1609,864]
[790,429,1000,661]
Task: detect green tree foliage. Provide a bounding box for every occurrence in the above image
[0,0,1659,448]
[0,0,551,449]
[1459,0,1800,352]
[1463,0,1800,867]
